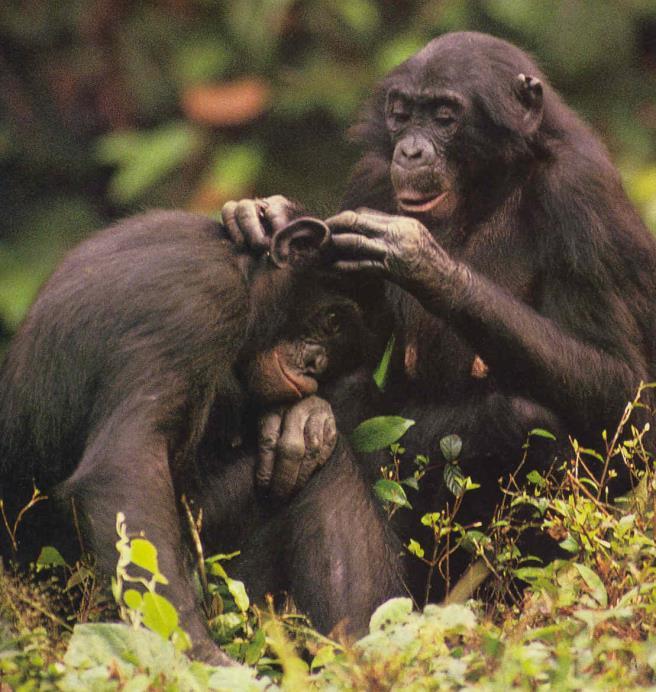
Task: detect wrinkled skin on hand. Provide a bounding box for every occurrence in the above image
[221,195,300,251]
[326,209,467,309]
[256,395,337,500]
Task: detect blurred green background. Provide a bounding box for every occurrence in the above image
[1,0,655,346]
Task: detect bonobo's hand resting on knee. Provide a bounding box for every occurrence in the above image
[257,395,337,500]
[221,195,301,251]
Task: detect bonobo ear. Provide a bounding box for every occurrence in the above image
[270,217,330,269]
[514,73,543,135]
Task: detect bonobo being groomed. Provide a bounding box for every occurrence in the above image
[0,211,401,664]
[223,32,656,606]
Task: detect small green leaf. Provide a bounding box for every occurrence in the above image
[351,416,415,453]
[573,563,608,607]
[401,476,419,491]
[141,592,179,640]
[514,566,547,583]
[444,461,466,497]
[529,428,557,440]
[558,536,580,554]
[407,538,425,558]
[373,334,395,391]
[421,512,440,527]
[526,470,547,487]
[36,546,66,568]
[123,589,143,611]
[440,434,462,462]
[374,479,412,508]
[244,628,266,666]
[311,644,337,670]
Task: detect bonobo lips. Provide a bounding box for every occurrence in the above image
[397,191,450,213]
[275,351,318,399]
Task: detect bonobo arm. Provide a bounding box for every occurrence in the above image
[327,210,646,435]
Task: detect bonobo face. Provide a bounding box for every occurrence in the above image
[385,86,463,220]
[246,293,366,404]
[381,32,545,222]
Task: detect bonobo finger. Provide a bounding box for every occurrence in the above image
[257,410,283,487]
[270,412,308,499]
[220,201,245,246]
[332,234,387,260]
[320,415,337,465]
[236,200,269,251]
[262,194,295,233]
[326,212,390,238]
[333,260,385,273]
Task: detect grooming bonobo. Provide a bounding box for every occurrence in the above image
[224,32,656,605]
[0,211,399,664]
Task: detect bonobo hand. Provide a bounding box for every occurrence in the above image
[221,195,300,251]
[256,395,337,500]
[326,209,459,296]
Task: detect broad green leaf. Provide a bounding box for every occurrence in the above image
[141,592,179,640]
[226,578,250,613]
[374,479,412,508]
[244,629,266,666]
[98,123,203,204]
[573,563,608,607]
[444,461,466,498]
[440,434,462,462]
[350,416,414,453]
[373,334,395,391]
[130,539,168,584]
[210,143,263,199]
[369,597,413,632]
[36,546,66,568]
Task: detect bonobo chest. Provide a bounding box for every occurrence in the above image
[389,223,538,400]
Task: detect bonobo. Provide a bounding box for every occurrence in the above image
[223,32,656,605]
[0,210,398,663]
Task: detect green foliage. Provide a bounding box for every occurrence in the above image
[350,415,415,453]
[372,334,395,391]
[112,512,191,652]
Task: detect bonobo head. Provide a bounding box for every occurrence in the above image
[238,218,384,404]
[354,32,550,222]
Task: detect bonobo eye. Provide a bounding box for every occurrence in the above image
[321,311,342,336]
[434,106,457,127]
[386,94,411,131]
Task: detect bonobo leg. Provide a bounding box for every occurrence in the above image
[57,402,231,666]
[225,438,404,637]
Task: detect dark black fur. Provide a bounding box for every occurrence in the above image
[332,32,656,601]
[0,210,401,661]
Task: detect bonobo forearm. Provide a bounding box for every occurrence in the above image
[410,248,641,430]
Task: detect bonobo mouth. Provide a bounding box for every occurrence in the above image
[275,351,318,400]
[397,191,450,213]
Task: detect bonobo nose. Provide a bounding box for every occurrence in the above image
[393,135,434,169]
[304,343,328,375]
